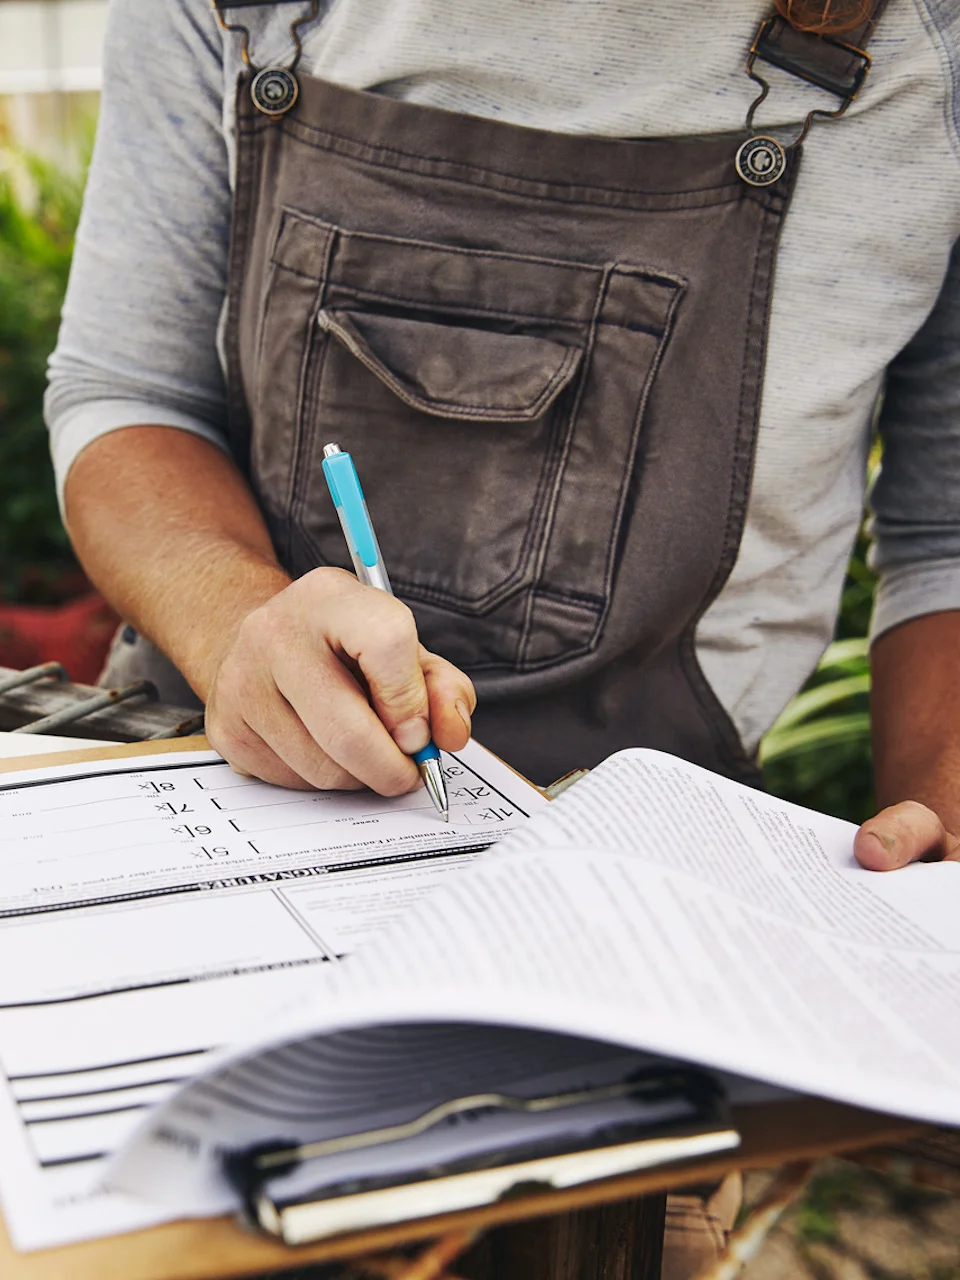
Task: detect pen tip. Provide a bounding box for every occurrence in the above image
[419,757,450,822]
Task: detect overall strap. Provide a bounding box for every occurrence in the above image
[753,0,890,102]
[213,0,889,105]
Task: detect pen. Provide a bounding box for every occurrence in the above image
[321,442,450,822]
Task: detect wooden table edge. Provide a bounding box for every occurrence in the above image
[0,1098,924,1279]
[0,734,215,775]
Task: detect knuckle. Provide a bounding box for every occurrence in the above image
[251,602,291,651]
[377,600,418,647]
[899,799,936,822]
[301,565,352,595]
[234,603,278,658]
[383,695,429,735]
[888,806,938,845]
[364,626,423,686]
[313,720,353,764]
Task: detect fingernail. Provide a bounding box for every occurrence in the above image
[455,699,472,736]
[393,716,430,754]
[859,830,896,867]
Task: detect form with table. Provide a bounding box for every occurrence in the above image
[0,734,946,1280]
[0,739,543,1252]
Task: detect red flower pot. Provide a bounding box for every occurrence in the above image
[0,593,119,685]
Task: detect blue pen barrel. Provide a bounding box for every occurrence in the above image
[322,445,393,594]
[322,441,449,820]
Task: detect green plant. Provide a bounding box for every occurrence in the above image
[0,145,88,601]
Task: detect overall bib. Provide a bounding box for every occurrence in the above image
[223,73,795,786]
[103,4,887,791]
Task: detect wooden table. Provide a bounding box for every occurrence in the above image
[0,1098,921,1280]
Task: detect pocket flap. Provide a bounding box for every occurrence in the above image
[316,308,582,422]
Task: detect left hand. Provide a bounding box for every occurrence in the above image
[855,802,960,871]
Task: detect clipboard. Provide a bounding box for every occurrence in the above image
[0,736,928,1280]
[223,1066,738,1246]
[0,1094,923,1280]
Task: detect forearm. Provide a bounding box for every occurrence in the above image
[63,426,291,701]
[870,609,960,829]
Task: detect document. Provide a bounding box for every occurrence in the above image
[111,749,960,1221]
[0,740,545,1250]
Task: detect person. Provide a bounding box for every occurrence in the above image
[45,0,960,1272]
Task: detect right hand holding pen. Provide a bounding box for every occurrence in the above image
[204,567,476,794]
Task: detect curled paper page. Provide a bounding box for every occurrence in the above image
[111,750,960,1217]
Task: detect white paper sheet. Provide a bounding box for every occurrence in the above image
[112,749,960,1218]
[0,741,545,1251]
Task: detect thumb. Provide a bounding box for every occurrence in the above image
[855,801,960,871]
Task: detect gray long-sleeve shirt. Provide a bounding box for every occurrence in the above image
[46,0,960,751]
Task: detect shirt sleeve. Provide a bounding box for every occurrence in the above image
[869,235,960,641]
[45,0,232,509]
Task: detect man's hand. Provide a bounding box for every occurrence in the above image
[205,568,475,793]
[64,427,475,797]
[855,802,960,871]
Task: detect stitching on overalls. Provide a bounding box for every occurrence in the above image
[590,272,687,654]
[516,265,612,668]
[676,186,786,778]
[286,229,336,555]
[283,115,745,202]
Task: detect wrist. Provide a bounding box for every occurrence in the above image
[155,545,293,703]
[870,612,960,833]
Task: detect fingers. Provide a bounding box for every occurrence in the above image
[218,723,359,791]
[206,667,363,792]
[422,646,476,751]
[329,586,432,758]
[855,801,960,871]
[273,636,420,795]
[204,567,476,797]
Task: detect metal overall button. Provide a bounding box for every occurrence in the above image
[251,66,299,116]
[735,12,875,186]
[212,0,319,119]
[735,135,787,187]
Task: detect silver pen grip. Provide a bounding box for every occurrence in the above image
[332,503,393,594]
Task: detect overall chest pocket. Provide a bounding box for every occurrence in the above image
[253,209,684,673]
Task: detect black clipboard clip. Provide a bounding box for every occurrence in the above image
[223,1067,739,1245]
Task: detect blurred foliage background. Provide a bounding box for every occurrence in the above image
[0,141,87,603]
[0,140,875,818]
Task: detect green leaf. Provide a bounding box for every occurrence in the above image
[760,712,872,767]
[767,673,870,733]
[0,139,90,599]
[817,637,869,670]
